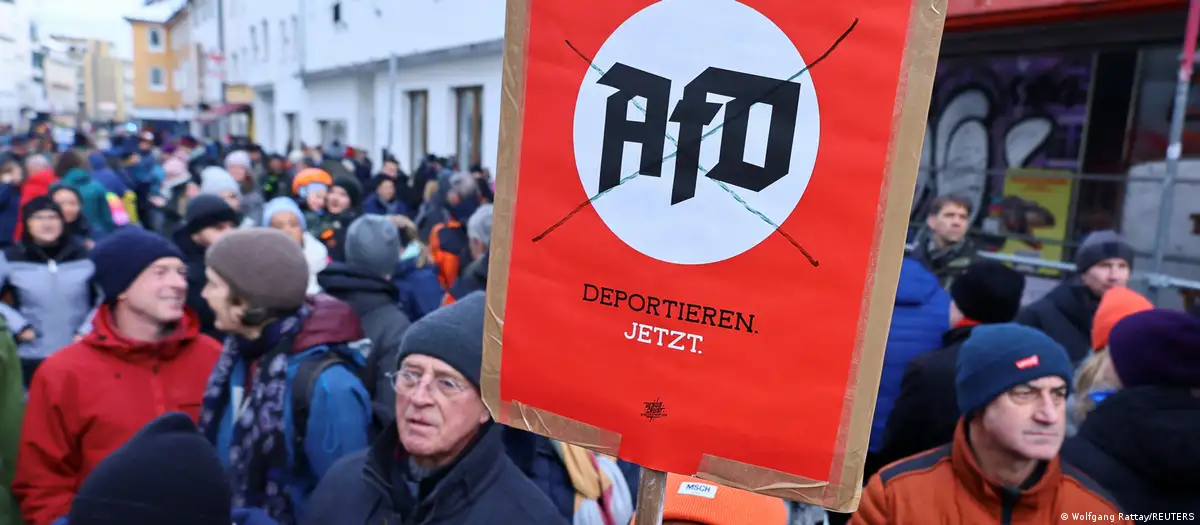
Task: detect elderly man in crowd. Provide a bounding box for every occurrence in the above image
[303,291,567,525]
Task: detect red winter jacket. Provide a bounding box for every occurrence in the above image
[12,304,222,525]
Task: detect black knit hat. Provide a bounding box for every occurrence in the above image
[184,194,239,236]
[91,227,185,302]
[332,175,363,207]
[950,260,1026,324]
[20,195,62,223]
[68,412,232,525]
[397,290,486,388]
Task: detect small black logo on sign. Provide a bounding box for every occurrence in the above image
[641,398,668,422]
[597,64,803,205]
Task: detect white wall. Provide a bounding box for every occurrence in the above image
[374,53,503,171]
[301,0,504,74]
[189,0,223,103]
[0,0,33,125]
[44,51,79,115]
[226,0,505,170]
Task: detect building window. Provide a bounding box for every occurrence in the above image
[149,66,166,91]
[262,20,269,61]
[250,26,258,61]
[291,16,300,61]
[408,90,428,170]
[285,112,298,151]
[148,27,165,52]
[280,20,288,61]
[455,86,483,169]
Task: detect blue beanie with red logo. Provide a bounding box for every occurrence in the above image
[955,323,1074,416]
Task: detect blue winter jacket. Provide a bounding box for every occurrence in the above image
[0,184,19,248]
[211,299,372,523]
[869,257,950,452]
[392,258,445,322]
[87,152,130,195]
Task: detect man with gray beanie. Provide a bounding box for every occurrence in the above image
[318,215,412,436]
[198,228,372,525]
[305,292,567,525]
[1016,230,1135,363]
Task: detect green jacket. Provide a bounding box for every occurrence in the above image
[0,317,24,525]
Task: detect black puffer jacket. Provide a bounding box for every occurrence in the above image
[303,422,567,525]
[1061,386,1200,522]
[1015,277,1099,364]
[317,263,411,436]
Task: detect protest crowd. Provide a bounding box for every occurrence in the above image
[0,128,1196,525]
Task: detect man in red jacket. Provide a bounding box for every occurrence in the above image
[12,227,223,525]
[13,154,56,241]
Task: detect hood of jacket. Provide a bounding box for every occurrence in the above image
[86,152,108,172]
[24,168,57,197]
[294,293,365,351]
[62,167,94,186]
[895,257,946,307]
[1074,386,1200,487]
[317,263,400,311]
[84,303,206,362]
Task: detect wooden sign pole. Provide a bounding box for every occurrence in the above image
[633,469,669,525]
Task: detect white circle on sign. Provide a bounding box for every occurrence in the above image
[572,0,820,265]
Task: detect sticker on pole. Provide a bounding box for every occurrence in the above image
[573,0,820,265]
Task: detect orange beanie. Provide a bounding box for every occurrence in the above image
[291,168,333,196]
[1091,286,1153,351]
[645,474,788,525]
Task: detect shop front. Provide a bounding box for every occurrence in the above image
[914,0,1199,283]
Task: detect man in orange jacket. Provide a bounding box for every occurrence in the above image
[852,324,1130,525]
[429,172,484,290]
[12,228,222,525]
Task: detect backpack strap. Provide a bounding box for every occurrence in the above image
[291,351,347,475]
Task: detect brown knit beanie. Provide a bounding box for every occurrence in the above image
[206,228,310,311]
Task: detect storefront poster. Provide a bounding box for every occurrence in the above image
[995,169,1074,275]
[483,0,946,511]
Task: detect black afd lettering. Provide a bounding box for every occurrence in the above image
[596,64,803,205]
[597,63,672,194]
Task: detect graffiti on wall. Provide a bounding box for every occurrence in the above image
[911,54,1093,249]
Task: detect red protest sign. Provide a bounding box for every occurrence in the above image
[484,0,945,510]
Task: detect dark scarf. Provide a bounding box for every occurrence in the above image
[199,308,307,525]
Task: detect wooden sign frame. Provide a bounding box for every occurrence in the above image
[482,0,946,512]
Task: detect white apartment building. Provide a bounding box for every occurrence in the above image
[42,40,81,123]
[0,0,34,126]
[224,0,505,170]
[222,0,307,152]
[188,0,223,106]
[123,60,135,120]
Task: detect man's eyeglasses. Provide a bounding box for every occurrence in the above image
[387,368,470,399]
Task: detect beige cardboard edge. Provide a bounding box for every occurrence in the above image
[482,0,946,512]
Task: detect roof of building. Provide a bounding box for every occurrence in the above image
[124,0,187,25]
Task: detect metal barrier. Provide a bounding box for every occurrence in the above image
[902,243,1200,293]
[907,163,1200,303]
